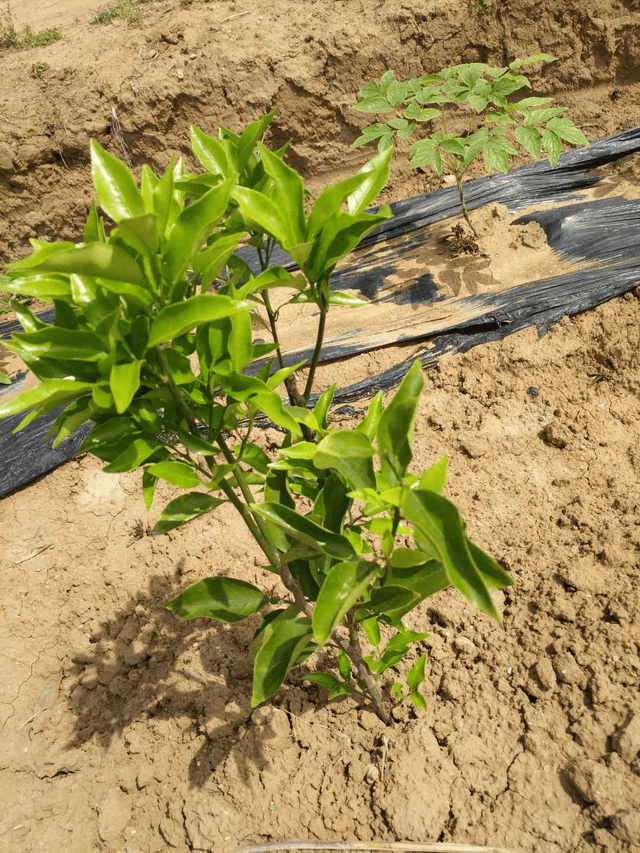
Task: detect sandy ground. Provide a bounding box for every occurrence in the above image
[1,1,640,852]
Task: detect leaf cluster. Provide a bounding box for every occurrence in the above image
[352,55,589,178]
[0,112,512,721]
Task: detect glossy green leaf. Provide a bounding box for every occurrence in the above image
[347,146,393,215]
[252,615,314,706]
[407,653,427,690]
[231,185,293,248]
[0,378,92,421]
[5,327,107,362]
[109,360,142,414]
[90,139,145,222]
[377,360,423,485]
[257,142,306,245]
[314,430,376,490]
[190,125,236,179]
[252,502,356,560]
[338,651,351,682]
[307,173,373,237]
[142,469,158,510]
[111,214,159,257]
[418,455,448,493]
[305,672,341,689]
[153,491,226,533]
[408,691,428,711]
[192,231,244,289]
[11,243,146,286]
[1,274,72,301]
[236,110,277,172]
[166,576,267,622]
[146,461,200,488]
[102,436,160,473]
[361,585,421,621]
[401,488,507,620]
[165,178,235,282]
[147,294,245,347]
[312,560,377,644]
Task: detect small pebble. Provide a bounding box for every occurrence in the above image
[528,386,539,398]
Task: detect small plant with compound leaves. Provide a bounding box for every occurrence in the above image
[0,113,512,723]
[352,54,589,237]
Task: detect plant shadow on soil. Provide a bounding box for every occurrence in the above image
[63,559,277,788]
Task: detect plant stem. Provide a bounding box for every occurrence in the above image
[455,173,479,238]
[280,564,390,724]
[303,303,327,402]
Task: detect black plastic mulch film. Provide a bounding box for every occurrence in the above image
[2,128,640,496]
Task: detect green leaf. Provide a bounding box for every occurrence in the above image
[110,360,142,414]
[545,117,589,147]
[352,97,394,113]
[147,294,245,347]
[361,585,421,622]
[338,650,352,682]
[401,488,507,620]
[142,469,157,510]
[361,616,381,648]
[328,684,352,700]
[407,653,427,690]
[102,437,160,473]
[166,576,267,622]
[312,560,377,644]
[541,128,562,166]
[523,107,566,127]
[377,360,423,485]
[418,455,448,493]
[0,378,92,421]
[347,146,393,215]
[236,110,277,172]
[490,73,530,100]
[1,274,72,301]
[257,142,306,245]
[90,139,145,222]
[5,326,107,362]
[252,615,314,706]
[111,214,159,258]
[482,134,518,174]
[314,430,376,490]
[305,672,341,689]
[231,185,293,248]
[355,391,384,441]
[10,243,146,287]
[509,53,556,70]
[313,384,336,431]
[192,232,244,289]
[174,427,216,456]
[409,139,442,173]
[165,178,235,282]
[404,104,442,122]
[515,125,542,159]
[190,125,236,179]
[408,691,428,711]
[515,96,553,108]
[153,491,226,533]
[252,502,356,560]
[146,460,200,488]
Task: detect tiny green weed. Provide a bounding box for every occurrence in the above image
[0,23,63,50]
[30,60,49,78]
[92,1,139,25]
